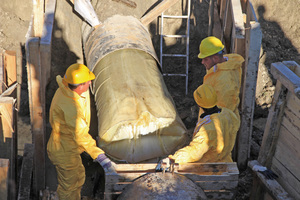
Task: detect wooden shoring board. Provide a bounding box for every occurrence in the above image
[221,0,233,52]
[258,80,287,167]
[271,62,300,99]
[208,0,215,36]
[4,51,17,88]
[40,0,56,85]
[283,91,300,139]
[140,0,180,26]
[26,36,46,196]
[274,126,300,181]
[212,0,223,39]
[219,0,227,25]
[0,96,17,200]
[17,143,34,200]
[282,61,300,76]
[0,52,5,94]
[237,21,262,169]
[230,0,245,56]
[0,159,9,200]
[248,160,294,200]
[33,0,44,37]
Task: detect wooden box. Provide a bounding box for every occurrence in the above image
[105,162,239,199]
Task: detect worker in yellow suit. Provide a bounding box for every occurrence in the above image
[167,84,240,164]
[198,36,244,119]
[47,63,116,200]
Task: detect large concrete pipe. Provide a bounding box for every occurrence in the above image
[83,15,187,163]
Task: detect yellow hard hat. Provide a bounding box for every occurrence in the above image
[193,84,217,108]
[64,63,95,84]
[198,36,224,59]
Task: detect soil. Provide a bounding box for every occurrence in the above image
[1,0,300,199]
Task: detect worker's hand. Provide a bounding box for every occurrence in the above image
[253,165,278,180]
[155,157,174,172]
[95,154,116,173]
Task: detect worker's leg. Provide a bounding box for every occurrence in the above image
[55,154,85,200]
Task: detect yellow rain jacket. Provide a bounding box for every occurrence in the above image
[203,54,244,118]
[47,75,104,200]
[169,107,240,164]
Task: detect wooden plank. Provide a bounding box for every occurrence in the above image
[184,173,238,182]
[208,0,215,36]
[4,50,17,87]
[204,191,235,200]
[285,90,300,121]
[231,0,245,36]
[281,116,300,143]
[0,159,9,200]
[212,0,223,39]
[0,83,18,98]
[194,180,238,190]
[222,0,233,52]
[0,52,4,93]
[140,0,180,26]
[40,0,56,84]
[274,126,300,179]
[18,143,34,200]
[219,0,227,24]
[230,0,245,54]
[258,81,287,167]
[237,21,262,169]
[271,62,300,99]
[282,61,300,76]
[248,160,294,200]
[0,97,17,200]
[282,91,300,139]
[271,158,300,199]
[178,162,238,174]
[114,163,157,171]
[26,37,46,196]
[32,0,44,37]
[0,99,13,140]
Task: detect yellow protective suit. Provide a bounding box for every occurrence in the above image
[169,107,240,164]
[47,76,104,200]
[203,54,244,119]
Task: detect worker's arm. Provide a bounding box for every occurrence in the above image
[169,126,211,164]
[62,106,104,159]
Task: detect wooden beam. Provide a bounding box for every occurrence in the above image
[258,80,286,167]
[248,160,294,200]
[219,0,227,25]
[18,143,34,200]
[40,0,56,85]
[212,1,222,39]
[208,0,215,36]
[140,0,180,26]
[0,159,9,200]
[0,97,17,200]
[33,0,44,37]
[237,21,262,169]
[222,0,232,53]
[271,62,300,99]
[4,51,17,88]
[26,37,46,196]
[0,52,4,93]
